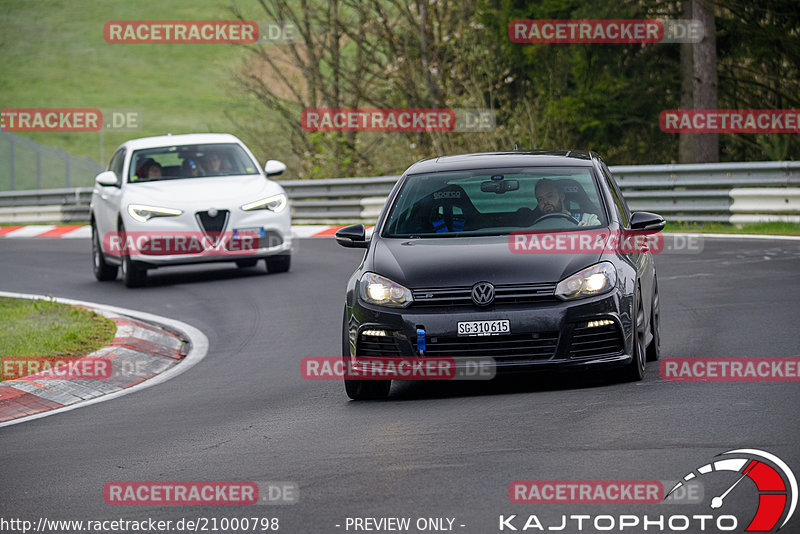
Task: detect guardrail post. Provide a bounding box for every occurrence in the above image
[56,147,71,188]
[8,134,14,191]
[35,143,41,189]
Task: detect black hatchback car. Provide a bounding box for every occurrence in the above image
[336,151,665,399]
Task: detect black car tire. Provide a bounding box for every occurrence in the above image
[342,309,391,400]
[92,221,118,281]
[235,259,259,268]
[619,288,646,382]
[119,223,147,288]
[646,279,661,362]
[266,254,291,273]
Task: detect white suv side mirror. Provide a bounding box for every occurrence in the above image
[95,171,118,186]
[264,160,287,177]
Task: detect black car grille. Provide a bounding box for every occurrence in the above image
[195,210,230,243]
[568,323,624,358]
[424,332,559,361]
[411,283,557,307]
[356,333,402,357]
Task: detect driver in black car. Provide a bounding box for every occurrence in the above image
[534,178,600,226]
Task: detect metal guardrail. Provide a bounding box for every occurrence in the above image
[0,162,799,225]
[0,132,103,190]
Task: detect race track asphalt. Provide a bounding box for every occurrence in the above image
[0,236,798,533]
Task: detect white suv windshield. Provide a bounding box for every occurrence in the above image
[128,143,260,182]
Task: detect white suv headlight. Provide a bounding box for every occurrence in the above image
[359,272,413,308]
[555,262,617,300]
[127,204,182,223]
[241,193,287,213]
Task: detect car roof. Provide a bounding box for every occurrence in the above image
[119,133,244,152]
[405,150,598,174]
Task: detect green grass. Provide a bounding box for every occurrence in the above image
[0,0,287,190]
[665,221,800,236]
[0,297,116,380]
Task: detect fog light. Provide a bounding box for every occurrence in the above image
[361,329,388,337]
[587,319,615,328]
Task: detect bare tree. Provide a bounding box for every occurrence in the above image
[231,0,512,177]
[679,0,696,162]
[692,0,719,162]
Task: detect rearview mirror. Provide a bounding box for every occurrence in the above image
[480,179,519,194]
[95,171,118,187]
[264,160,287,177]
[335,224,369,248]
[630,211,666,232]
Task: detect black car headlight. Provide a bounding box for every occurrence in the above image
[555,261,617,300]
[359,272,413,308]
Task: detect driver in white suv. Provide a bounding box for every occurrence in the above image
[534,178,600,226]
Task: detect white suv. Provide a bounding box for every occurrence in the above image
[90,133,292,287]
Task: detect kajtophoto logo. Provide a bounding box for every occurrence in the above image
[498,450,795,532]
[666,449,797,532]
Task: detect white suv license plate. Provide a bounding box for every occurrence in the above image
[457,319,510,337]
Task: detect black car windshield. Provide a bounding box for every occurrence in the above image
[383,167,607,237]
[128,143,260,182]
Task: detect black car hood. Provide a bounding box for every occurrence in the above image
[371,235,603,288]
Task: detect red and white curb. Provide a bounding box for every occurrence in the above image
[0,225,375,239]
[0,291,208,427]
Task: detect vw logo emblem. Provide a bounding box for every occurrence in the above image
[471,282,495,306]
[207,208,218,217]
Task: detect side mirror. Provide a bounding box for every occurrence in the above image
[629,211,666,232]
[335,224,369,248]
[264,160,287,177]
[95,171,118,187]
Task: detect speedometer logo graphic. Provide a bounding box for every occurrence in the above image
[666,449,797,532]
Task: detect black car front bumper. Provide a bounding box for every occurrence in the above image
[345,289,635,373]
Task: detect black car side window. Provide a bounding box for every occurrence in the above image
[600,163,629,227]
